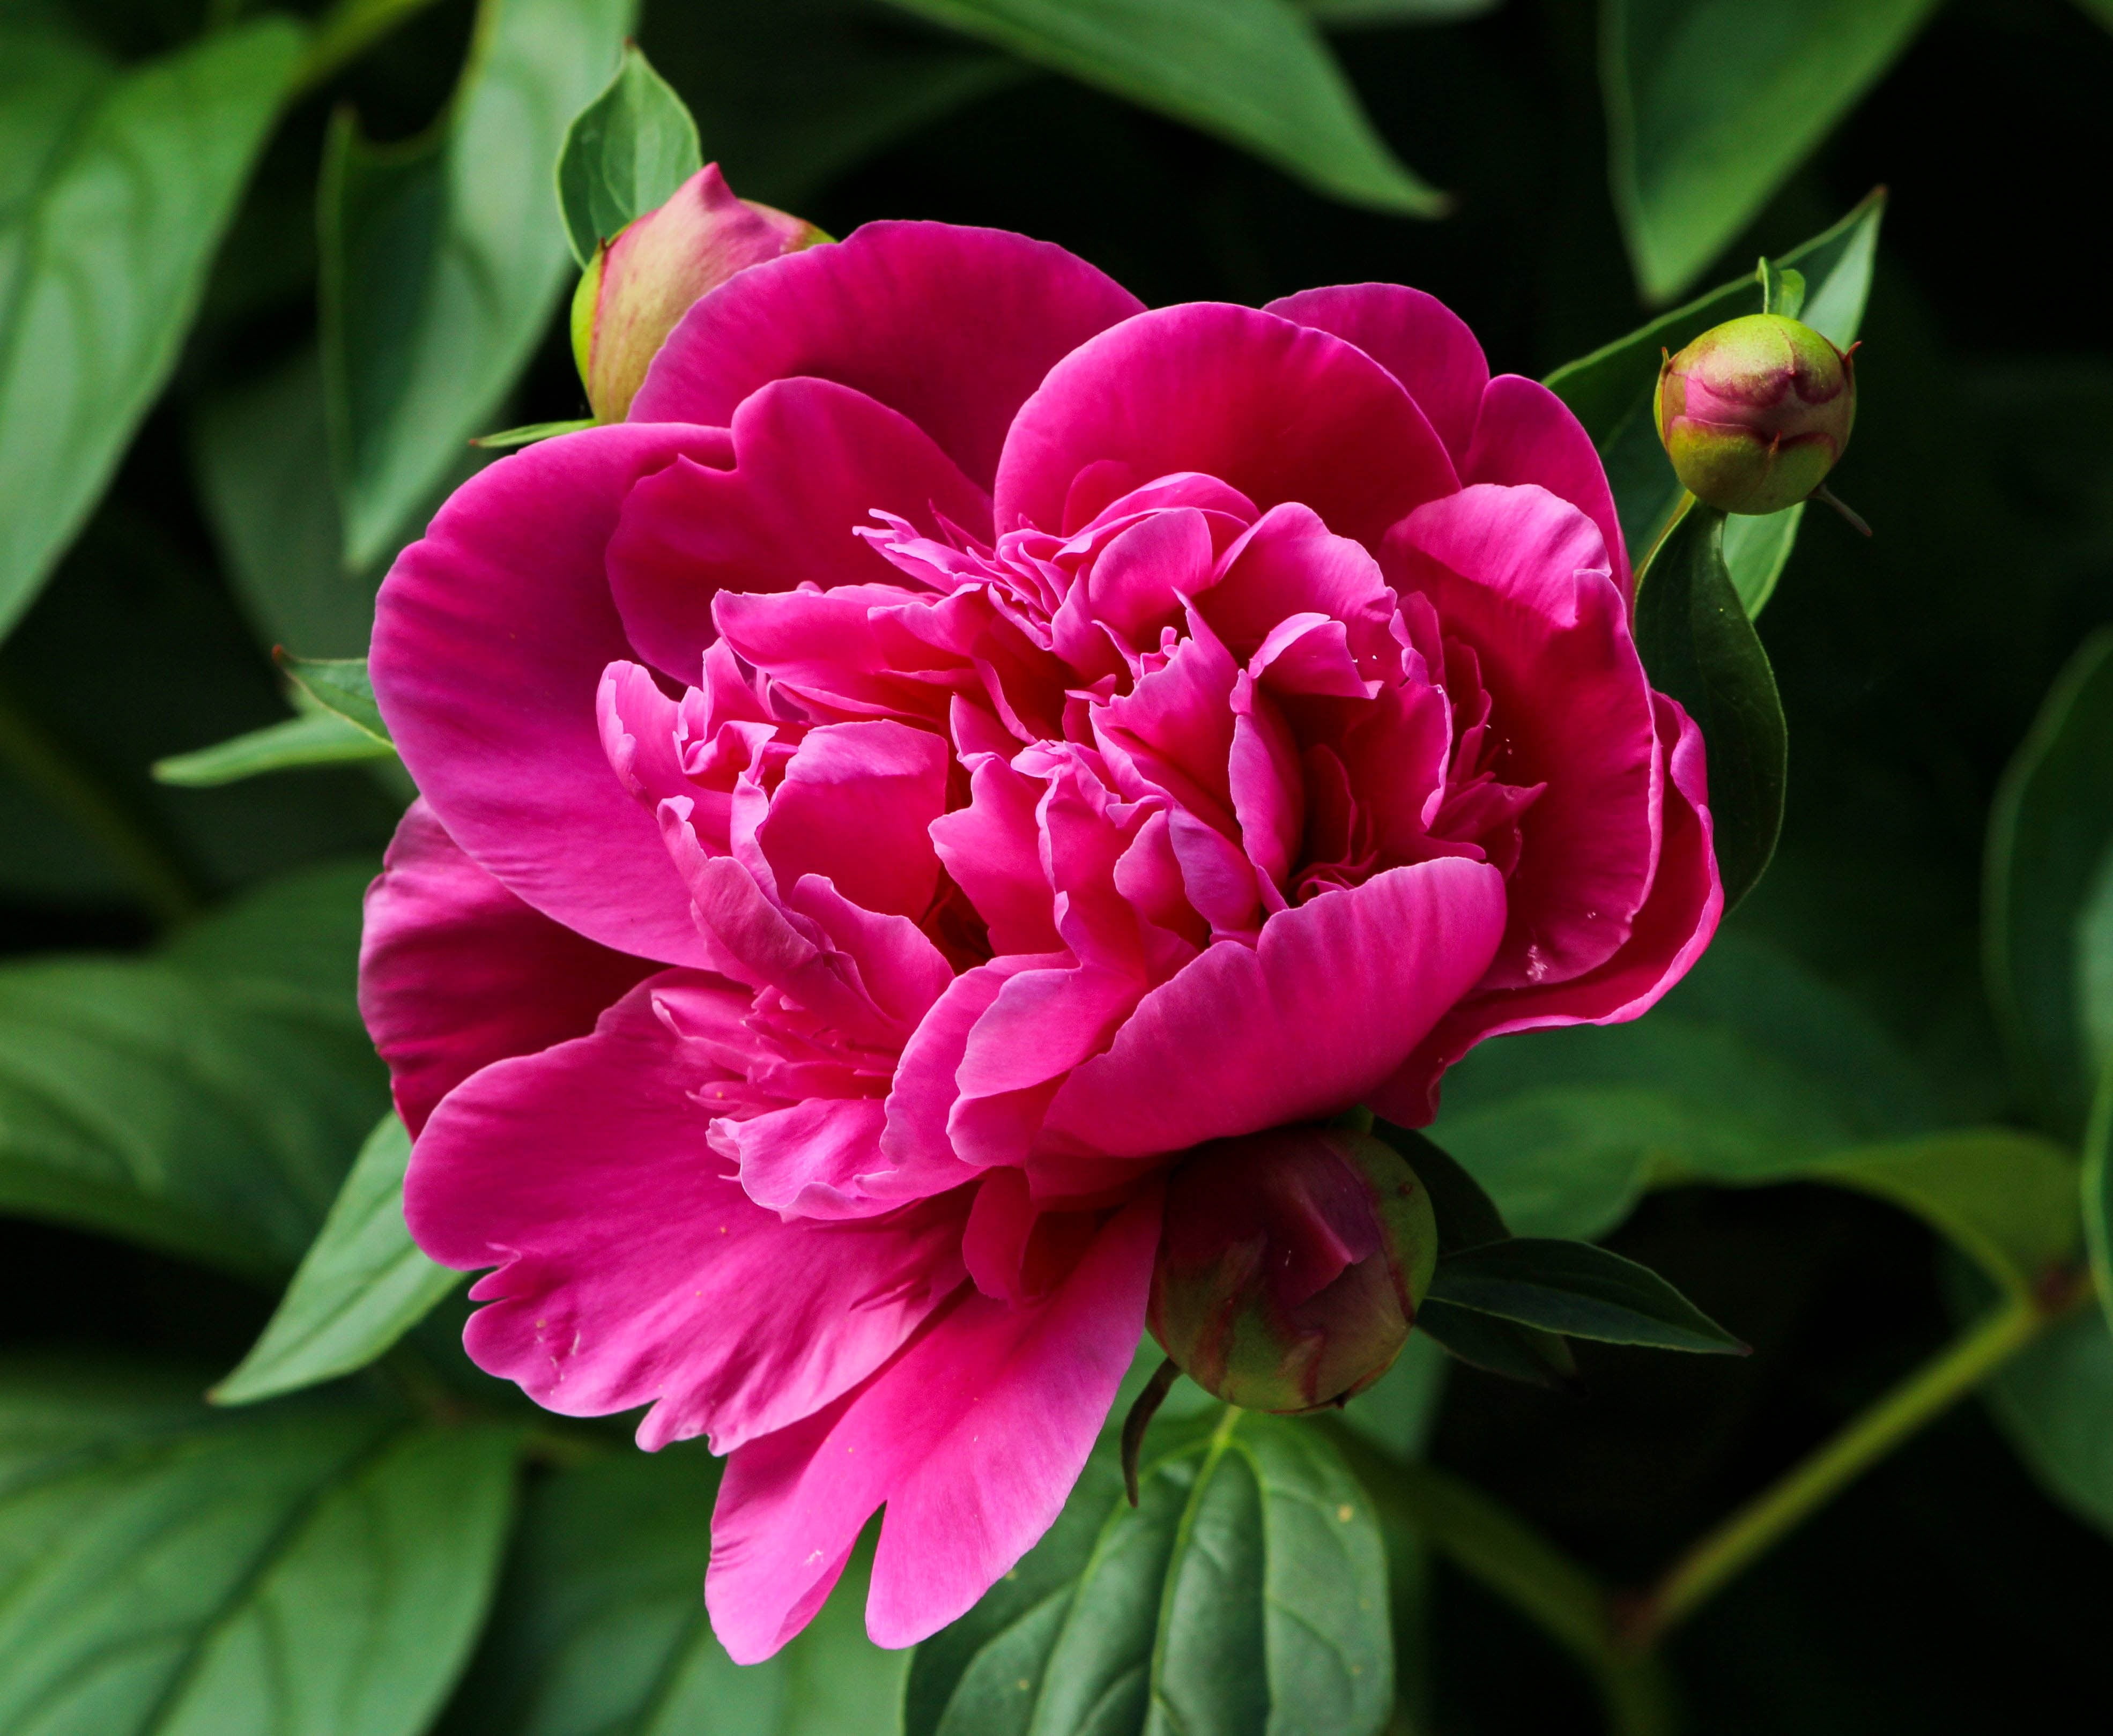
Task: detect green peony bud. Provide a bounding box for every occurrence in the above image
[1147,1125,1439,1413]
[1654,313,1857,516]
[570,164,827,424]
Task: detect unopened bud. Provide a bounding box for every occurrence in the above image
[570,164,827,423]
[1654,313,1857,516]
[1147,1126,1439,1413]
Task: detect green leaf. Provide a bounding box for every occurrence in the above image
[880,0,1447,217]
[556,43,702,266]
[1341,1332,1449,1459]
[153,706,396,789]
[1755,256,1804,319]
[1981,1301,2113,1542]
[295,0,453,94]
[1632,503,1786,908]
[468,417,596,449]
[1427,1237,1746,1354]
[0,16,303,640]
[1602,0,1935,302]
[2085,1061,2113,1341]
[1373,1119,1510,1252]
[277,652,391,745]
[0,1361,517,1736]
[1301,0,1499,21]
[321,0,633,567]
[1412,1299,1577,1389]
[1544,191,1883,616]
[906,1405,1391,1736]
[213,1115,461,1406]
[0,861,387,1279]
[1985,626,2113,1139]
[443,1446,905,1736]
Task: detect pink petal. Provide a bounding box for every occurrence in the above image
[605,379,992,682]
[994,304,1458,551]
[929,754,1061,956]
[1041,856,1508,1158]
[404,973,967,1454]
[358,801,654,1137]
[632,221,1144,488]
[370,422,732,965]
[1203,502,1397,668]
[705,1188,1161,1661]
[1265,283,1490,465]
[717,1096,892,1221]
[1462,374,1633,602]
[756,721,951,921]
[880,955,1062,1177]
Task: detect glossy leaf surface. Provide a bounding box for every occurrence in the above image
[154,703,395,789]
[278,653,392,745]
[557,43,702,265]
[1427,1238,1745,1353]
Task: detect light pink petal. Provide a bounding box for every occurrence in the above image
[404,973,967,1455]
[605,379,992,681]
[370,422,731,964]
[358,801,654,1137]
[1265,283,1490,465]
[1042,856,1508,1158]
[705,1188,1161,1661]
[757,721,950,921]
[994,304,1458,550]
[1462,374,1633,602]
[633,221,1144,488]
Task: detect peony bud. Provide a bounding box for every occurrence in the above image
[1654,313,1857,516]
[1147,1126,1439,1413]
[570,164,827,424]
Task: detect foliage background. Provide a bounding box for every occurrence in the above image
[4,1,2113,1732]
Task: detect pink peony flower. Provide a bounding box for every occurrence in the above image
[362,221,1720,1662]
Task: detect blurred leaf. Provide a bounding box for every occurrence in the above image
[295,0,452,94]
[1633,503,1785,908]
[277,652,391,744]
[1985,627,2113,1139]
[1981,1300,2113,1542]
[321,0,632,567]
[1301,0,1499,21]
[1602,0,1934,303]
[0,16,301,640]
[1427,1237,1745,1353]
[1545,191,1882,615]
[880,0,1447,216]
[443,1446,905,1736]
[469,416,595,448]
[214,1115,460,1406]
[0,861,387,1280]
[1341,1332,1449,1459]
[0,1361,517,1736]
[906,1406,1390,1736]
[556,42,701,266]
[2086,1062,2113,1340]
[153,704,396,789]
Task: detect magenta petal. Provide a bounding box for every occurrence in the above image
[995,304,1459,550]
[705,1188,1160,1661]
[1265,283,1490,465]
[1462,374,1633,602]
[405,973,967,1454]
[719,1096,893,1221]
[372,422,733,964]
[757,721,950,921]
[632,221,1144,488]
[1042,857,1508,1158]
[606,379,992,681]
[358,801,654,1136]
[930,755,1061,956]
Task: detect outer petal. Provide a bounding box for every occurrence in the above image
[358,801,654,1137]
[632,221,1145,488]
[405,973,966,1454]
[606,378,993,681]
[1041,857,1507,1159]
[370,422,731,964]
[705,1188,1161,1661]
[1462,374,1633,602]
[994,305,1459,551]
[1265,283,1490,465]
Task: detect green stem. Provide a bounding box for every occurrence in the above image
[1621,1290,2057,1650]
[0,685,201,925]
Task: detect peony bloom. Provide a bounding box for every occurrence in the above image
[362,221,1720,1662]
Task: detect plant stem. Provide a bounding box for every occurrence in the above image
[1621,1289,2060,1650]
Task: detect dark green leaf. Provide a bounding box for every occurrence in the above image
[277,651,391,745]
[906,1406,1391,1736]
[1371,1119,1509,1253]
[0,1361,518,1735]
[469,417,596,448]
[153,706,396,789]
[1341,1333,1450,1458]
[442,1447,904,1736]
[0,16,302,640]
[214,1115,461,1405]
[1979,1301,2113,1542]
[1633,503,1786,909]
[321,0,632,567]
[556,43,702,266]
[1301,0,1498,21]
[880,0,1447,216]
[295,0,454,94]
[1412,1299,1577,1389]
[1985,627,2113,1139]
[1603,0,1934,302]
[1544,192,1883,615]
[0,862,387,1279]
[1427,1238,1746,1354]
[2086,1062,2113,1341]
